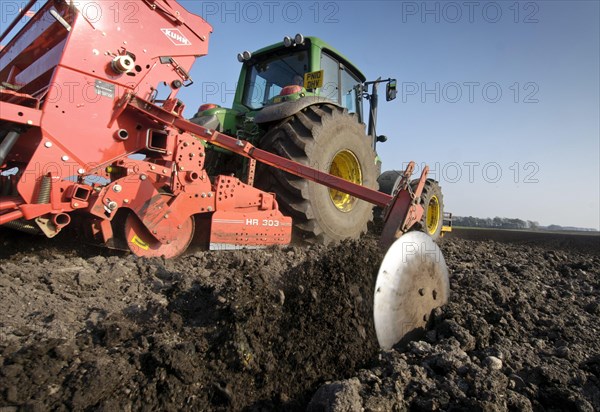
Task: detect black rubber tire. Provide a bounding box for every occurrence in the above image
[412,179,444,240]
[377,170,402,195]
[255,104,378,244]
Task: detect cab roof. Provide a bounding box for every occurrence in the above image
[250,36,366,82]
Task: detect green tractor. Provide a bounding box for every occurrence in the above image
[191,34,444,243]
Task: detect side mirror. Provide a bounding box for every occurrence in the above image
[386,80,397,102]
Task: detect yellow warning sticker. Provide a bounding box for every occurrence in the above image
[304,70,324,89]
[131,235,150,250]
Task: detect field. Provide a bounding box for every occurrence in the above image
[0,227,598,410]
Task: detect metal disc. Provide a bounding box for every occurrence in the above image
[124,213,195,258]
[374,231,449,350]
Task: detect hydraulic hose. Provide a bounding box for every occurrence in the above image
[0,131,20,167]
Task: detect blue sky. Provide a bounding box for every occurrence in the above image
[175,0,599,229]
[2,1,599,229]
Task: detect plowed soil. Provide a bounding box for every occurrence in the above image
[1,228,599,411]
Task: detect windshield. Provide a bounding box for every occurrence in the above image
[242,50,309,110]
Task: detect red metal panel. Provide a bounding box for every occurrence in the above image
[38,67,142,167]
[0,101,42,126]
[58,1,211,96]
[1,0,215,203]
[16,132,80,204]
[210,210,292,249]
[31,0,213,170]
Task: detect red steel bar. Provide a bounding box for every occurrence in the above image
[125,96,394,207]
[0,209,24,225]
[126,96,395,207]
[0,197,23,211]
[173,117,394,207]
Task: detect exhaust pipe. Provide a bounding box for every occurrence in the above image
[0,131,21,167]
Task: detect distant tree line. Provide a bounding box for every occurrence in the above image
[453,216,597,232]
[454,216,537,230]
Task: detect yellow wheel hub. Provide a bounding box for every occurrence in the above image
[426,195,441,235]
[329,150,362,212]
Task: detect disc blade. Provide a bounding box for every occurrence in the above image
[374,231,449,350]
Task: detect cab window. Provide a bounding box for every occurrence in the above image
[320,51,361,113]
[340,65,361,113]
[320,52,339,104]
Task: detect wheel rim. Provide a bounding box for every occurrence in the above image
[328,150,362,212]
[426,195,441,235]
[124,213,195,258]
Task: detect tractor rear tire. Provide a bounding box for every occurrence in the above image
[255,104,378,244]
[377,170,402,195]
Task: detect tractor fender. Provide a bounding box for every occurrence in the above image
[189,113,221,131]
[254,97,341,124]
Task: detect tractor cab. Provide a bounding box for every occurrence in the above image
[237,35,365,116]
[192,35,397,149]
[233,35,378,128]
[239,44,310,109]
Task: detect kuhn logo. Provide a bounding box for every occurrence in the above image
[161,28,191,46]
